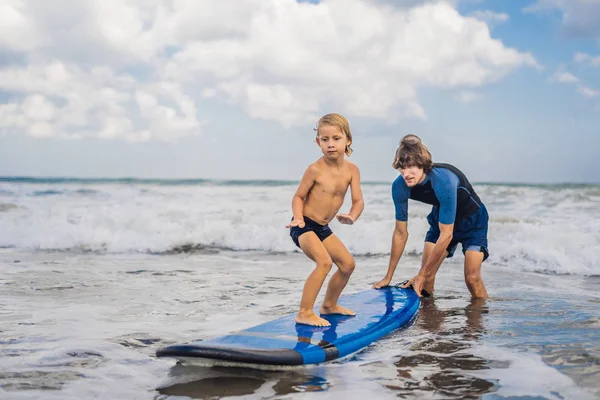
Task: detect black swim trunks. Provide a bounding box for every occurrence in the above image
[289,216,333,248]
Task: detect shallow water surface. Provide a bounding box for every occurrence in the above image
[1,251,598,399]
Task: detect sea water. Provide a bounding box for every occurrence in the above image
[1,178,599,399]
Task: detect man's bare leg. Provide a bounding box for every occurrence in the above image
[296,232,333,326]
[421,241,448,296]
[319,234,356,316]
[464,250,488,299]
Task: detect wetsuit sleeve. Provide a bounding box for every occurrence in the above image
[431,169,460,225]
[391,176,410,221]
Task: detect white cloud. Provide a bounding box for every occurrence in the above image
[574,52,600,66]
[524,0,600,38]
[0,0,40,52]
[577,85,598,98]
[201,89,217,99]
[552,70,580,83]
[550,68,599,100]
[0,62,202,141]
[469,10,510,26]
[0,0,539,141]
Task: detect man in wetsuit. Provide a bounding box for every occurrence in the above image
[373,134,489,299]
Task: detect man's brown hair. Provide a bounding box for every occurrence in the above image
[392,134,433,173]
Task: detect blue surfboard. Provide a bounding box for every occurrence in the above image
[156,286,419,366]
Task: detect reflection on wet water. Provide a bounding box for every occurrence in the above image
[156,365,331,399]
[387,298,499,399]
[272,374,329,394]
[157,376,265,399]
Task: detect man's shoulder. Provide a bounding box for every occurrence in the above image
[392,175,409,199]
[430,167,459,186]
[392,174,407,188]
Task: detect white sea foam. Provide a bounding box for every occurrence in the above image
[1,181,598,275]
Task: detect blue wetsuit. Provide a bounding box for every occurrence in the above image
[392,163,489,260]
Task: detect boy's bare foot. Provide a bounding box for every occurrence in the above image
[319,305,356,316]
[296,311,331,327]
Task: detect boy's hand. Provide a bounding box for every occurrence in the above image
[286,218,305,228]
[336,214,355,225]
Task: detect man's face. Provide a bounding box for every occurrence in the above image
[398,165,426,187]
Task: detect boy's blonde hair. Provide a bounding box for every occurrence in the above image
[315,113,353,156]
[392,134,433,173]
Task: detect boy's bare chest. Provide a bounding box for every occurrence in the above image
[314,173,350,196]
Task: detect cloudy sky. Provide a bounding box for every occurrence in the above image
[0,0,598,183]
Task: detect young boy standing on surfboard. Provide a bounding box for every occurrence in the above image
[286,113,365,327]
[373,134,489,299]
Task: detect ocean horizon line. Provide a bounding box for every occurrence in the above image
[0,175,599,187]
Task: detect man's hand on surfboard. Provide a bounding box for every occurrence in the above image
[372,277,392,289]
[402,274,427,297]
[336,213,355,225]
[286,217,305,228]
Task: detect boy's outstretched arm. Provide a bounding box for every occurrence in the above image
[337,164,364,225]
[286,165,317,228]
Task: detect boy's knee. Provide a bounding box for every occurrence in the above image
[339,259,356,275]
[317,259,333,272]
